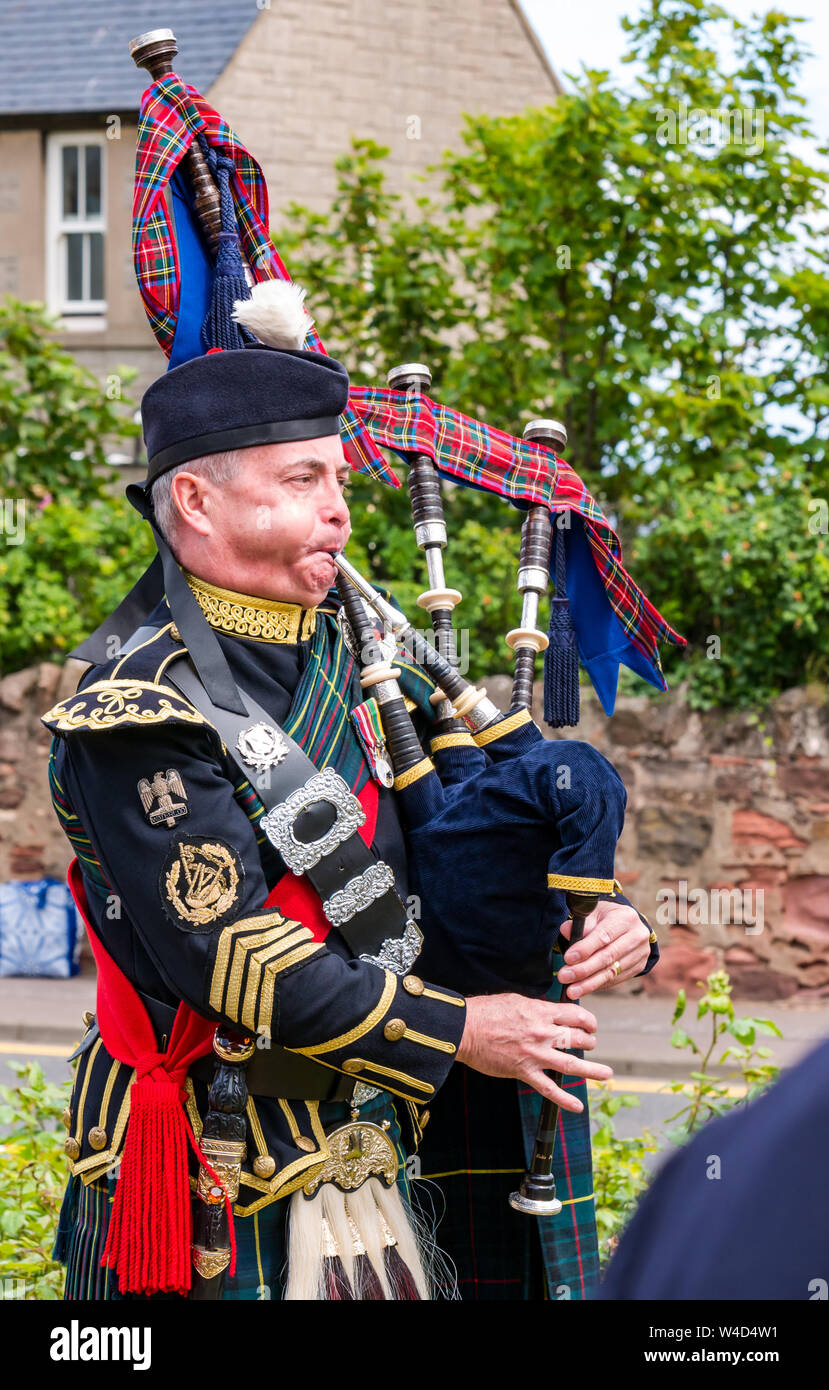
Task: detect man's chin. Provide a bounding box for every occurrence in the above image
[302,559,338,603]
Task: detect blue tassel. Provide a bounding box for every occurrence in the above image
[544,524,580,728]
[197,134,256,352]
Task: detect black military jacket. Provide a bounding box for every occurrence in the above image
[43,585,467,1215]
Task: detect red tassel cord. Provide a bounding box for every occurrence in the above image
[101,1068,237,1297]
[102,1074,192,1297]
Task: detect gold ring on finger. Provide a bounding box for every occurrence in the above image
[612,960,622,978]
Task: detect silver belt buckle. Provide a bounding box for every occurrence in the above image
[322,861,395,927]
[260,766,366,874]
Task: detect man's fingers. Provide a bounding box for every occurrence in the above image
[563,945,651,998]
[592,946,651,993]
[548,1026,597,1051]
[560,926,648,984]
[548,1002,598,1032]
[548,1051,613,1083]
[525,1069,584,1112]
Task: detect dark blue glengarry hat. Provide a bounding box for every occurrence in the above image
[71,283,350,714]
[142,343,350,486]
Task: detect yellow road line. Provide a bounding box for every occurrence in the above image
[588,1076,748,1098]
[0,1041,76,1058]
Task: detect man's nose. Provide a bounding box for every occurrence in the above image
[322,476,350,529]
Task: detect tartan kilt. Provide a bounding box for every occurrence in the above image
[54,1172,292,1302]
[53,1093,412,1302]
[418,1066,599,1301]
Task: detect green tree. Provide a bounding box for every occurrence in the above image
[279,0,829,706]
[0,299,151,673]
[0,1061,70,1299]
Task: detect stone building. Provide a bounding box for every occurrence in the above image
[0,0,561,414]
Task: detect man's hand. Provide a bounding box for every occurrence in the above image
[456,993,613,1112]
[557,900,651,999]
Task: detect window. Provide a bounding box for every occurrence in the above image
[47,134,106,323]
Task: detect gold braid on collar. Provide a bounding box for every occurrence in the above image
[183,572,317,644]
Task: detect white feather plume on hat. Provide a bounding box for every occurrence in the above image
[231,279,315,350]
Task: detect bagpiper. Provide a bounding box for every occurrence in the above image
[44,29,679,1301]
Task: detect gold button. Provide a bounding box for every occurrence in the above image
[402,975,424,996]
[62,1107,72,1131]
[649,931,658,944]
[295,1136,316,1153]
[170,624,182,642]
[253,1154,276,1179]
[384,1018,406,1042]
[341,1058,364,1075]
[420,1109,431,1129]
[88,1126,107,1151]
[64,1137,81,1161]
[82,1011,94,1028]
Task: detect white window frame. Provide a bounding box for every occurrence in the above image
[46,132,107,327]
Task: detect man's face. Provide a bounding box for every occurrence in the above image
[171,435,352,608]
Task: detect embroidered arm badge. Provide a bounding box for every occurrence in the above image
[160,835,245,932]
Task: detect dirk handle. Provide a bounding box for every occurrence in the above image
[129,29,223,254]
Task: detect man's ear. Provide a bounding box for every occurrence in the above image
[170,471,213,538]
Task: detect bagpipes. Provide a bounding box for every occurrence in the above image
[119,27,682,1282]
[333,394,628,1218]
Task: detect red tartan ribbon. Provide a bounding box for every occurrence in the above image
[348,386,685,674]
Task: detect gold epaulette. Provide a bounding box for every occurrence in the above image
[42,679,210,737]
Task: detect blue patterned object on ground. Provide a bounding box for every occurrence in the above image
[0,878,80,977]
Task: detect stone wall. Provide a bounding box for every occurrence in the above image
[0,662,85,883]
[487,677,829,1000]
[4,661,828,999]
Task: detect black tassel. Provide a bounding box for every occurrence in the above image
[544,523,580,728]
[323,1256,353,1300]
[322,1252,391,1300]
[197,134,256,353]
[385,1245,422,1300]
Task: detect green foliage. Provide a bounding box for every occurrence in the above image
[0,1062,71,1300]
[0,493,155,671]
[278,0,829,708]
[0,299,137,504]
[630,466,829,706]
[590,1086,661,1266]
[279,139,468,388]
[591,968,783,1260]
[0,299,150,674]
[665,969,781,1137]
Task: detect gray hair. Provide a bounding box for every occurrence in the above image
[150,449,244,549]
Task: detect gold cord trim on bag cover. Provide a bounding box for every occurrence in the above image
[393,758,435,791]
[472,707,532,746]
[430,732,476,752]
[546,874,620,894]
